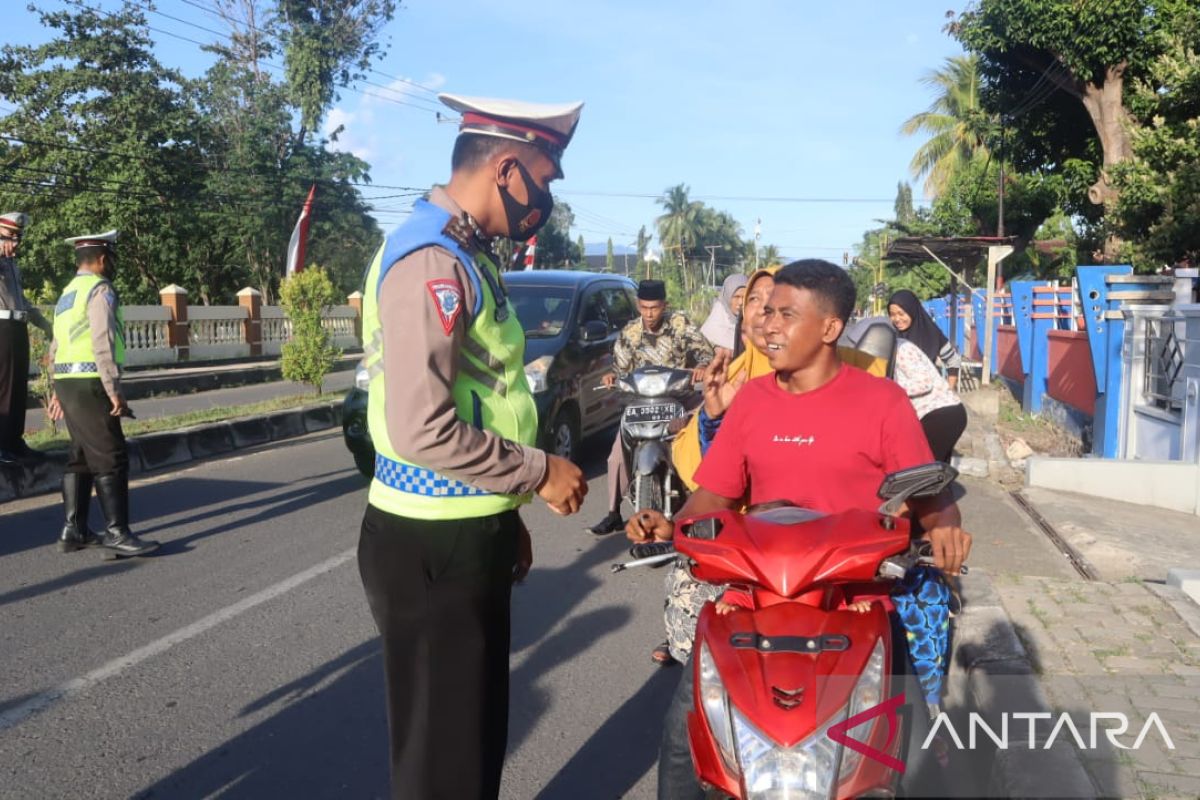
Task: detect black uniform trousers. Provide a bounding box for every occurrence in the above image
[0,318,30,450]
[54,377,128,476]
[358,503,518,800]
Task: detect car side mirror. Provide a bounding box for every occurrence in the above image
[876,462,958,518]
[579,320,608,343]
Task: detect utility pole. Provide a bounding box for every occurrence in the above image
[754,219,762,272]
[704,245,721,287]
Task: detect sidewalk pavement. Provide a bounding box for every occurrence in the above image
[949,384,1200,798]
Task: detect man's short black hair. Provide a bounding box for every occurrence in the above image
[773,259,857,323]
[451,134,541,173]
[74,246,111,266]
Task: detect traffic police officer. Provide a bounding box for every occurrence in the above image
[0,212,53,463]
[357,94,589,799]
[46,230,158,557]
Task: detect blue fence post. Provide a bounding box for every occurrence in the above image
[1076,265,1133,457]
[1010,281,1036,410]
[972,292,986,360]
[1028,286,1054,414]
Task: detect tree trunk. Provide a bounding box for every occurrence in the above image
[1079,62,1134,260]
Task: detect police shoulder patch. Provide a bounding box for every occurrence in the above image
[426,278,464,336]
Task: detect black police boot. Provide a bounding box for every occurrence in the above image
[587,510,624,536]
[95,472,159,559]
[58,472,103,553]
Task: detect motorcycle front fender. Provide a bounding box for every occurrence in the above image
[632,439,669,477]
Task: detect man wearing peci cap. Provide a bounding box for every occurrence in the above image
[588,279,714,535]
[45,230,158,558]
[0,212,53,464]
[356,93,589,799]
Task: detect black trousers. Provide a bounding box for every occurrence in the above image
[0,319,30,450]
[920,404,968,464]
[54,378,128,476]
[358,504,518,800]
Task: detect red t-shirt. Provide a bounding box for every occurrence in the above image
[694,364,934,513]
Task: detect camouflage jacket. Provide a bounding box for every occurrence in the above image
[612,311,713,376]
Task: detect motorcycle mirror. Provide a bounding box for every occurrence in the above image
[876,462,958,518]
[679,516,722,540]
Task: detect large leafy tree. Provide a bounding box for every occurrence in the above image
[951,0,1200,258]
[276,0,398,136]
[1112,33,1200,267]
[900,55,993,197]
[0,2,206,302]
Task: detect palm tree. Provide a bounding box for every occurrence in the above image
[901,55,993,197]
[759,244,782,267]
[656,183,704,291]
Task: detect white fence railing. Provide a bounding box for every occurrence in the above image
[123,306,176,367]
[189,305,251,361]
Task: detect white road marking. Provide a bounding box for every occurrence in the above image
[0,546,357,733]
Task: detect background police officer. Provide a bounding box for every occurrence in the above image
[46,230,158,558]
[356,94,588,799]
[0,212,53,464]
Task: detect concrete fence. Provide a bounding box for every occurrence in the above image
[108,285,363,366]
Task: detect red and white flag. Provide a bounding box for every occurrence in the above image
[285,184,317,277]
[523,235,537,270]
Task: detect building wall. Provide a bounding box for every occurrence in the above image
[997,325,1023,384]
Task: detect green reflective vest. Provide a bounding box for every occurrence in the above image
[362,200,538,520]
[52,273,125,379]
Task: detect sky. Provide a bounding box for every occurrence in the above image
[7,0,967,269]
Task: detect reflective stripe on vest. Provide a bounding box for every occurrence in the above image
[362,199,539,521]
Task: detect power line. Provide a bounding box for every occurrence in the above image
[175,0,444,99]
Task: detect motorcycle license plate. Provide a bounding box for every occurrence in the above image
[626,404,677,423]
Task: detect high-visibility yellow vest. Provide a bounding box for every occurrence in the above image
[52,273,124,379]
[361,199,538,520]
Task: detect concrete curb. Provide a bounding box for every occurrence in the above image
[948,570,1099,798]
[0,400,344,504]
[27,353,360,404]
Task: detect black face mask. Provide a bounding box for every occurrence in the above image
[498,160,554,242]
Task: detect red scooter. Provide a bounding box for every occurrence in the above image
[668,462,960,800]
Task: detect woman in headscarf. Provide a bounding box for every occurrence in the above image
[851,317,967,463]
[887,289,963,390]
[698,273,748,353]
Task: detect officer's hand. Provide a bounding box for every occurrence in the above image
[513,516,533,584]
[601,372,616,389]
[626,510,673,543]
[108,392,130,418]
[923,525,972,576]
[47,394,63,422]
[537,454,587,515]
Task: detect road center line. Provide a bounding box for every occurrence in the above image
[0,546,358,734]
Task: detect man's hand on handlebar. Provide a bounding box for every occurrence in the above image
[625,509,673,543]
[922,525,972,576]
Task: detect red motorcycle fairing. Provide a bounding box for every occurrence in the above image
[677,509,912,598]
[688,602,903,798]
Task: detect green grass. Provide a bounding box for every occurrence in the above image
[30,390,347,450]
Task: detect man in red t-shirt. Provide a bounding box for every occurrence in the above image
[628,259,971,800]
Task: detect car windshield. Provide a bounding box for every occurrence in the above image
[509,285,575,338]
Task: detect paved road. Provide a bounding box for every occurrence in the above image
[0,426,1049,799]
[24,372,355,433]
[0,432,673,799]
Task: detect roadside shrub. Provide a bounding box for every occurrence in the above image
[279,266,340,394]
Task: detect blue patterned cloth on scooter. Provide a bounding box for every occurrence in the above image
[892,565,951,706]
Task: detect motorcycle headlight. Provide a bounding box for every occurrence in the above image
[699,643,737,771]
[524,355,553,394]
[354,364,371,391]
[837,637,887,785]
[735,706,845,800]
[636,372,669,396]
